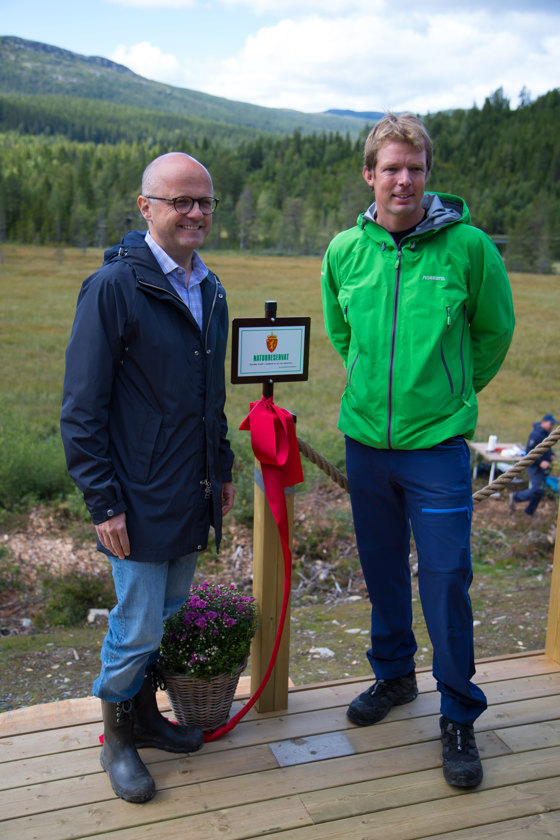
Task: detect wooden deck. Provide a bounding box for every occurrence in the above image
[1,651,560,840]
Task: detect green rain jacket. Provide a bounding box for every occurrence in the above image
[321,192,515,450]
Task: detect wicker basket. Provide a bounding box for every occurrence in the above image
[163,659,247,732]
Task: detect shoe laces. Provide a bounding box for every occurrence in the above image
[116,698,134,723]
[443,719,476,755]
[368,679,387,696]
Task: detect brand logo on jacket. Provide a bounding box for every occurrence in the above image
[423,275,446,282]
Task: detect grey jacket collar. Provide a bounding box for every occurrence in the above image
[362,192,463,234]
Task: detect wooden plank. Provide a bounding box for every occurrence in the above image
[0,682,251,738]
[496,720,560,752]
[2,793,313,840]
[302,746,560,824]
[413,811,560,839]
[472,651,559,681]
[0,725,511,823]
[260,779,560,840]
[545,498,560,663]
[10,747,560,840]
[0,743,277,819]
[0,697,100,737]
[1,674,559,772]
[250,463,293,712]
[1,711,555,832]
[0,673,558,840]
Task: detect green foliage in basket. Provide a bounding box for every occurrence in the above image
[160,582,258,679]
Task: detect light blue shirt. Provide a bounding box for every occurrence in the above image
[144,231,206,329]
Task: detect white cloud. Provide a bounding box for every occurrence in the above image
[216,9,559,112]
[110,42,194,86]
[110,8,560,114]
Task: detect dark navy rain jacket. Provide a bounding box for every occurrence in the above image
[60,231,234,562]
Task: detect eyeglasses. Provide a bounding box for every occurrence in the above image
[144,195,219,215]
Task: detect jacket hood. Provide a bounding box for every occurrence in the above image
[362,192,469,235]
[103,229,150,265]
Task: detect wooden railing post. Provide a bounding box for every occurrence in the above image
[545,497,560,663]
[250,460,293,712]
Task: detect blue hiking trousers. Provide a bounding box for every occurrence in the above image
[345,435,487,725]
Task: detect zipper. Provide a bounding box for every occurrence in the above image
[440,306,454,393]
[440,306,470,404]
[202,280,220,498]
[139,274,222,499]
[137,278,188,309]
[459,308,468,404]
[348,352,359,386]
[137,278,203,333]
[204,280,219,353]
[387,252,401,449]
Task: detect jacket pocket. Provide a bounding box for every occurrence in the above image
[440,305,466,397]
[129,410,162,483]
[347,352,360,387]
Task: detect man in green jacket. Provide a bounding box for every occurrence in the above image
[321,113,514,789]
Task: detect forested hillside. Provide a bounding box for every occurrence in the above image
[1,80,559,270]
[0,36,363,136]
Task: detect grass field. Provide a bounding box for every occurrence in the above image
[1,242,558,447]
[0,241,558,515]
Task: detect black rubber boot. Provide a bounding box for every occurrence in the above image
[132,664,204,754]
[100,699,155,803]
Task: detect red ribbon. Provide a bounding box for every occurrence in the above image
[202,396,303,741]
[239,396,303,560]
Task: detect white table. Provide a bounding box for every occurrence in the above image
[468,441,524,484]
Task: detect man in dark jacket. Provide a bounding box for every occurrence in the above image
[60,152,235,803]
[510,414,557,515]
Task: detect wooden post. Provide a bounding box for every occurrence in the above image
[545,497,560,663]
[250,460,293,712]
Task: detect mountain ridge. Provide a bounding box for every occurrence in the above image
[0,36,372,136]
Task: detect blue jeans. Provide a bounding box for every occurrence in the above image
[93,552,198,702]
[512,464,547,515]
[345,435,487,725]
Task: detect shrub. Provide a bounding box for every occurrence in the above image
[37,571,114,628]
[0,545,23,594]
[0,408,73,509]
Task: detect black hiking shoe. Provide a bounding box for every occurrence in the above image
[346,670,418,726]
[440,715,483,788]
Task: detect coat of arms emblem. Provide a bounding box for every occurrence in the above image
[266,332,278,353]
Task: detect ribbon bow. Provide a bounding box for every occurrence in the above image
[239,396,303,563]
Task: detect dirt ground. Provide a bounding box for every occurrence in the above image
[0,482,557,711]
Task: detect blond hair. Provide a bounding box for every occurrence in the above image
[364,113,433,175]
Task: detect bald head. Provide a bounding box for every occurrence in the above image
[141,152,212,196]
[137,152,214,267]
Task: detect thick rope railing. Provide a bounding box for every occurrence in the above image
[471,425,560,502]
[297,425,560,503]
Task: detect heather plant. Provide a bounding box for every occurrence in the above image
[160,582,258,680]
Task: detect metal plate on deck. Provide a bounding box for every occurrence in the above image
[269,732,355,766]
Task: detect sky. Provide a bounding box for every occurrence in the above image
[2,0,560,114]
